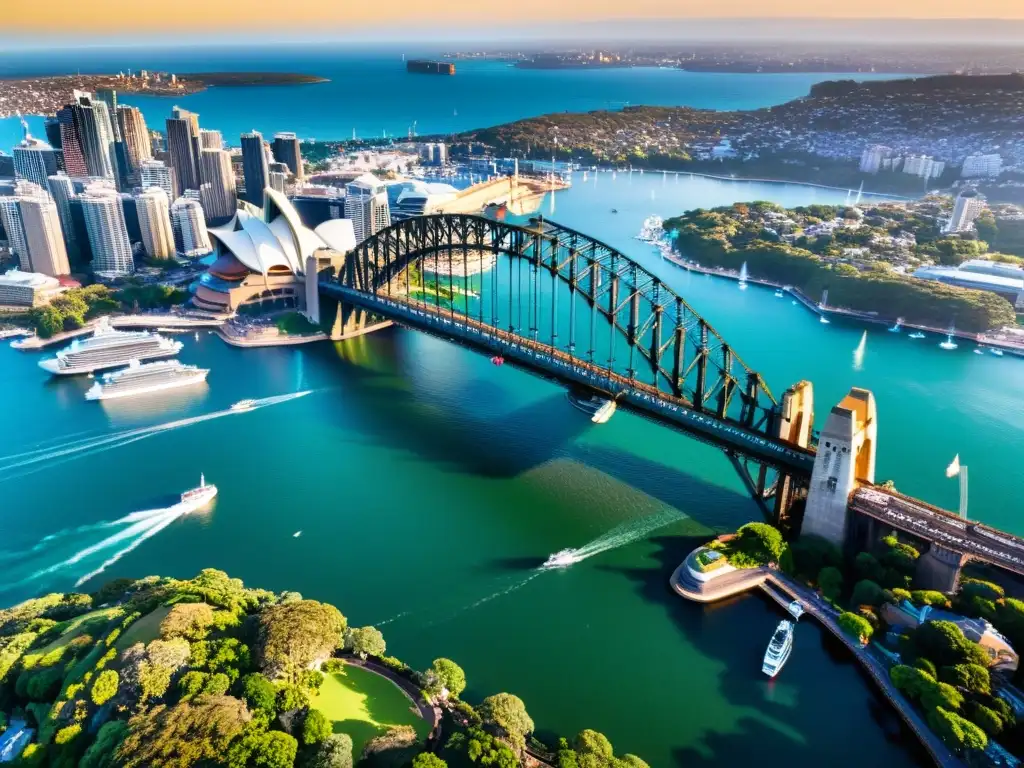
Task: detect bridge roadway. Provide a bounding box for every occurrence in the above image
[852,487,1024,577]
[320,283,817,474]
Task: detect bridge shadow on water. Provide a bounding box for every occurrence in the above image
[599,535,930,768]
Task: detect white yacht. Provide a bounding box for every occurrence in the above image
[762,620,794,678]
[178,474,218,512]
[567,391,617,424]
[39,319,182,376]
[85,360,209,401]
[231,399,257,411]
[542,549,582,569]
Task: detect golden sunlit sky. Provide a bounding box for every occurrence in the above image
[7,0,1024,39]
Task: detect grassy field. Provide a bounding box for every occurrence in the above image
[37,608,122,654]
[315,666,428,756]
[114,605,172,650]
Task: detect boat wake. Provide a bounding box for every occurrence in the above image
[540,508,687,570]
[0,502,194,593]
[0,390,314,482]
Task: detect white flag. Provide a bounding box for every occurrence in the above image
[945,454,961,479]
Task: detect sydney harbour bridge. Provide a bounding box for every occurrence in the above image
[311,213,1024,591]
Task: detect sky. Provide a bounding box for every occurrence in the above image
[5,2,1024,45]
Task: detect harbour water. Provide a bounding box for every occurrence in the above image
[5,169,1024,765]
[0,44,903,149]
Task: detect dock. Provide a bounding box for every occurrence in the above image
[11,313,227,351]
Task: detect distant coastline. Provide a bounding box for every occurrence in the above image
[0,71,329,119]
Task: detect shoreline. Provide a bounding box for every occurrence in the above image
[671,552,961,768]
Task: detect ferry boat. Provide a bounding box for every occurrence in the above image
[762,620,794,678]
[85,360,209,401]
[39,319,182,376]
[636,215,664,243]
[230,399,257,411]
[567,390,617,424]
[178,474,217,512]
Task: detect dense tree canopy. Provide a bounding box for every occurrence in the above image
[479,693,534,747]
[306,734,354,768]
[425,658,467,699]
[256,601,345,679]
[345,627,386,660]
[915,621,990,668]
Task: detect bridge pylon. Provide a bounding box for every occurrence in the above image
[801,387,877,548]
[306,252,392,341]
[772,380,815,533]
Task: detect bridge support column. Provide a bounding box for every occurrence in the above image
[773,380,814,532]
[308,253,392,341]
[916,544,969,594]
[802,388,877,547]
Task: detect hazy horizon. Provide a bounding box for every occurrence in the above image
[4,16,1024,48]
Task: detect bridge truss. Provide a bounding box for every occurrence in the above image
[323,214,813,522]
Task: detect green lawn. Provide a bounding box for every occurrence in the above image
[115,605,172,651]
[37,608,122,654]
[314,666,429,757]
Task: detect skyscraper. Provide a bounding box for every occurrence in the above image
[269,171,287,194]
[140,159,177,201]
[43,118,62,150]
[0,181,70,276]
[55,104,88,177]
[116,105,153,184]
[199,129,223,150]
[46,173,79,261]
[13,129,60,189]
[166,107,201,193]
[135,186,175,260]
[272,132,303,180]
[57,91,116,179]
[945,190,987,234]
[95,89,118,137]
[240,130,269,205]
[199,148,237,223]
[80,183,133,276]
[170,197,212,258]
[344,174,391,242]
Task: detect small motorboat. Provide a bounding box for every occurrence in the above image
[819,316,831,325]
[990,348,1005,357]
[542,549,582,569]
[908,332,926,340]
[231,399,257,411]
[774,290,784,298]
[787,600,805,620]
[974,347,985,355]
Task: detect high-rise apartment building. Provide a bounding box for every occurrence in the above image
[135,186,175,260]
[46,173,79,261]
[80,183,134,276]
[961,154,1003,179]
[166,107,201,192]
[54,92,116,179]
[43,118,62,150]
[170,197,212,258]
[115,105,153,184]
[198,148,237,222]
[13,130,60,189]
[344,174,391,243]
[272,132,303,179]
[140,159,177,201]
[902,154,945,180]
[200,129,223,150]
[240,130,269,205]
[859,145,892,174]
[0,181,70,276]
[945,190,987,234]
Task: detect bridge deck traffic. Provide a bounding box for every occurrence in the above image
[852,487,1024,577]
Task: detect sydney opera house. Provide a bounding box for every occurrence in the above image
[192,188,356,314]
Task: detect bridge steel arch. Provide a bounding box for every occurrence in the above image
[321,214,815,510]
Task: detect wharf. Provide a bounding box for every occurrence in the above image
[671,555,962,768]
[12,313,227,350]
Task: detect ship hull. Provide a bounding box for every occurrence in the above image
[40,345,183,375]
[86,370,209,401]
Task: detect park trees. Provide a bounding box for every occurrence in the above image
[411,753,447,768]
[240,673,278,716]
[915,621,989,668]
[302,709,332,746]
[424,658,467,700]
[818,566,844,602]
[116,695,251,767]
[479,693,534,749]
[345,627,386,660]
[90,669,119,706]
[939,664,991,695]
[256,600,345,679]
[305,734,354,768]
[159,603,215,640]
[837,612,874,643]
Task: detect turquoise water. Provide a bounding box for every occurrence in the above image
[6,170,1023,765]
[0,44,903,150]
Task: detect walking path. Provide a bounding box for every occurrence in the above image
[343,657,441,741]
[671,553,963,768]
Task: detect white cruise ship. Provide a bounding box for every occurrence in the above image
[179,474,218,512]
[39,319,182,376]
[85,360,209,401]
[762,620,794,678]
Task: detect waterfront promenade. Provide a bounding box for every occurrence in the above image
[671,555,962,768]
